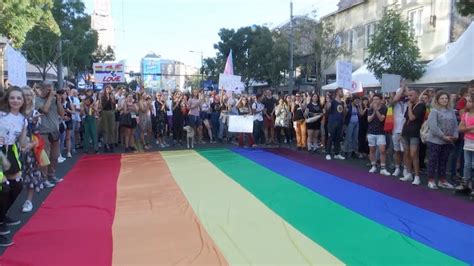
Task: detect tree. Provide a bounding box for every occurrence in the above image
[22,25,60,81]
[202,57,222,83]
[92,45,116,63]
[0,0,60,48]
[212,25,275,87]
[456,0,474,16]
[314,21,350,88]
[365,8,425,80]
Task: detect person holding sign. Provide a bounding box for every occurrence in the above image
[236,96,254,147]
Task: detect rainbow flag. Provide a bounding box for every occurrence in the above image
[1,148,473,265]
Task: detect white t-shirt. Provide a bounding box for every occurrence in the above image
[69,96,82,122]
[166,99,173,116]
[252,102,265,121]
[0,112,26,145]
[393,101,407,134]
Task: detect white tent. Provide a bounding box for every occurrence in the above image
[322,64,380,90]
[413,22,474,85]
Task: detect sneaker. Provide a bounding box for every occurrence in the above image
[438,181,454,189]
[427,181,438,189]
[0,235,13,247]
[380,169,391,176]
[369,166,377,173]
[392,168,401,177]
[334,154,345,160]
[58,157,65,163]
[403,168,409,177]
[67,152,72,158]
[4,217,20,226]
[412,176,421,186]
[51,177,64,183]
[44,180,55,188]
[0,224,10,235]
[325,155,331,160]
[22,200,33,213]
[400,174,413,182]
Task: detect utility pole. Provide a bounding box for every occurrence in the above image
[57,39,63,89]
[289,1,295,92]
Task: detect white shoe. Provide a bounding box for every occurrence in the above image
[67,152,72,158]
[369,166,377,173]
[44,180,55,188]
[438,181,454,189]
[412,176,421,186]
[403,169,409,177]
[380,169,391,176]
[325,155,331,160]
[392,168,401,177]
[427,181,438,189]
[22,200,33,213]
[400,174,413,182]
[334,154,345,160]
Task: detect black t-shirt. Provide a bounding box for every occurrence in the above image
[307,102,322,116]
[262,97,277,115]
[328,99,344,123]
[211,102,221,113]
[402,102,426,138]
[238,106,251,115]
[368,105,387,135]
[293,104,305,121]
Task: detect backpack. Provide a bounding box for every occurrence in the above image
[420,120,429,144]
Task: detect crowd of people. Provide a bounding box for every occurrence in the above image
[0,79,473,247]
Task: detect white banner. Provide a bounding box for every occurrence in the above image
[93,63,125,83]
[381,73,401,92]
[6,45,27,87]
[228,115,254,133]
[218,73,244,94]
[336,60,352,90]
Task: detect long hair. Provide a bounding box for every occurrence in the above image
[0,86,26,114]
[432,91,452,110]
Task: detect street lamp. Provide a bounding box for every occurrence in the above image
[189,50,203,86]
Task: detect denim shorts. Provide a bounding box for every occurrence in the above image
[188,115,201,127]
[402,137,420,147]
[368,134,386,147]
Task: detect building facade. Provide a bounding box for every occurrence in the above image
[321,0,472,83]
[91,0,115,50]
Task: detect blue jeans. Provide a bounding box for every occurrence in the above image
[344,121,359,153]
[218,118,227,140]
[447,138,464,181]
[463,150,474,183]
[59,130,66,156]
[326,122,343,155]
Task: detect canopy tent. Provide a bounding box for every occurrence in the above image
[412,22,474,85]
[322,64,380,91]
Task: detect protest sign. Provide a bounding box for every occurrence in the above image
[228,115,254,133]
[6,45,27,87]
[336,61,352,90]
[218,74,245,94]
[93,63,125,83]
[381,74,401,92]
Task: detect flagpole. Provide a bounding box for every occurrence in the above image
[289,1,295,92]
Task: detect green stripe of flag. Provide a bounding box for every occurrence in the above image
[197,148,465,265]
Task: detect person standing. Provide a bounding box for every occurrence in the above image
[325,88,346,160]
[252,94,265,145]
[262,89,277,145]
[35,81,65,184]
[305,94,323,152]
[426,91,458,189]
[290,93,306,150]
[367,94,390,175]
[400,89,426,185]
[100,85,116,152]
[343,96,360,158]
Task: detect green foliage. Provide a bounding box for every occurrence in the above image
[93,45,116,63]
[212,25,275,86]
[456,0,474,16]
[365,8,425,80]
[0,0,60,48]
[202,57,222,83]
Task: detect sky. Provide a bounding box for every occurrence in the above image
[83,0,339,71]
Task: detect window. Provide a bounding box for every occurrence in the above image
[408,8,423,37]
[365,23,376,47]
[348,29,356,51]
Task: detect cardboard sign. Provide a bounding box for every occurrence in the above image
[93,63,125,83]
[228,115,254,133]
[6,45,27,87]
[336,61,352,89]
[218,73,245,94]
[381,74,401,92]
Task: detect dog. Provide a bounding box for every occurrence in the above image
[183,125,195,149]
